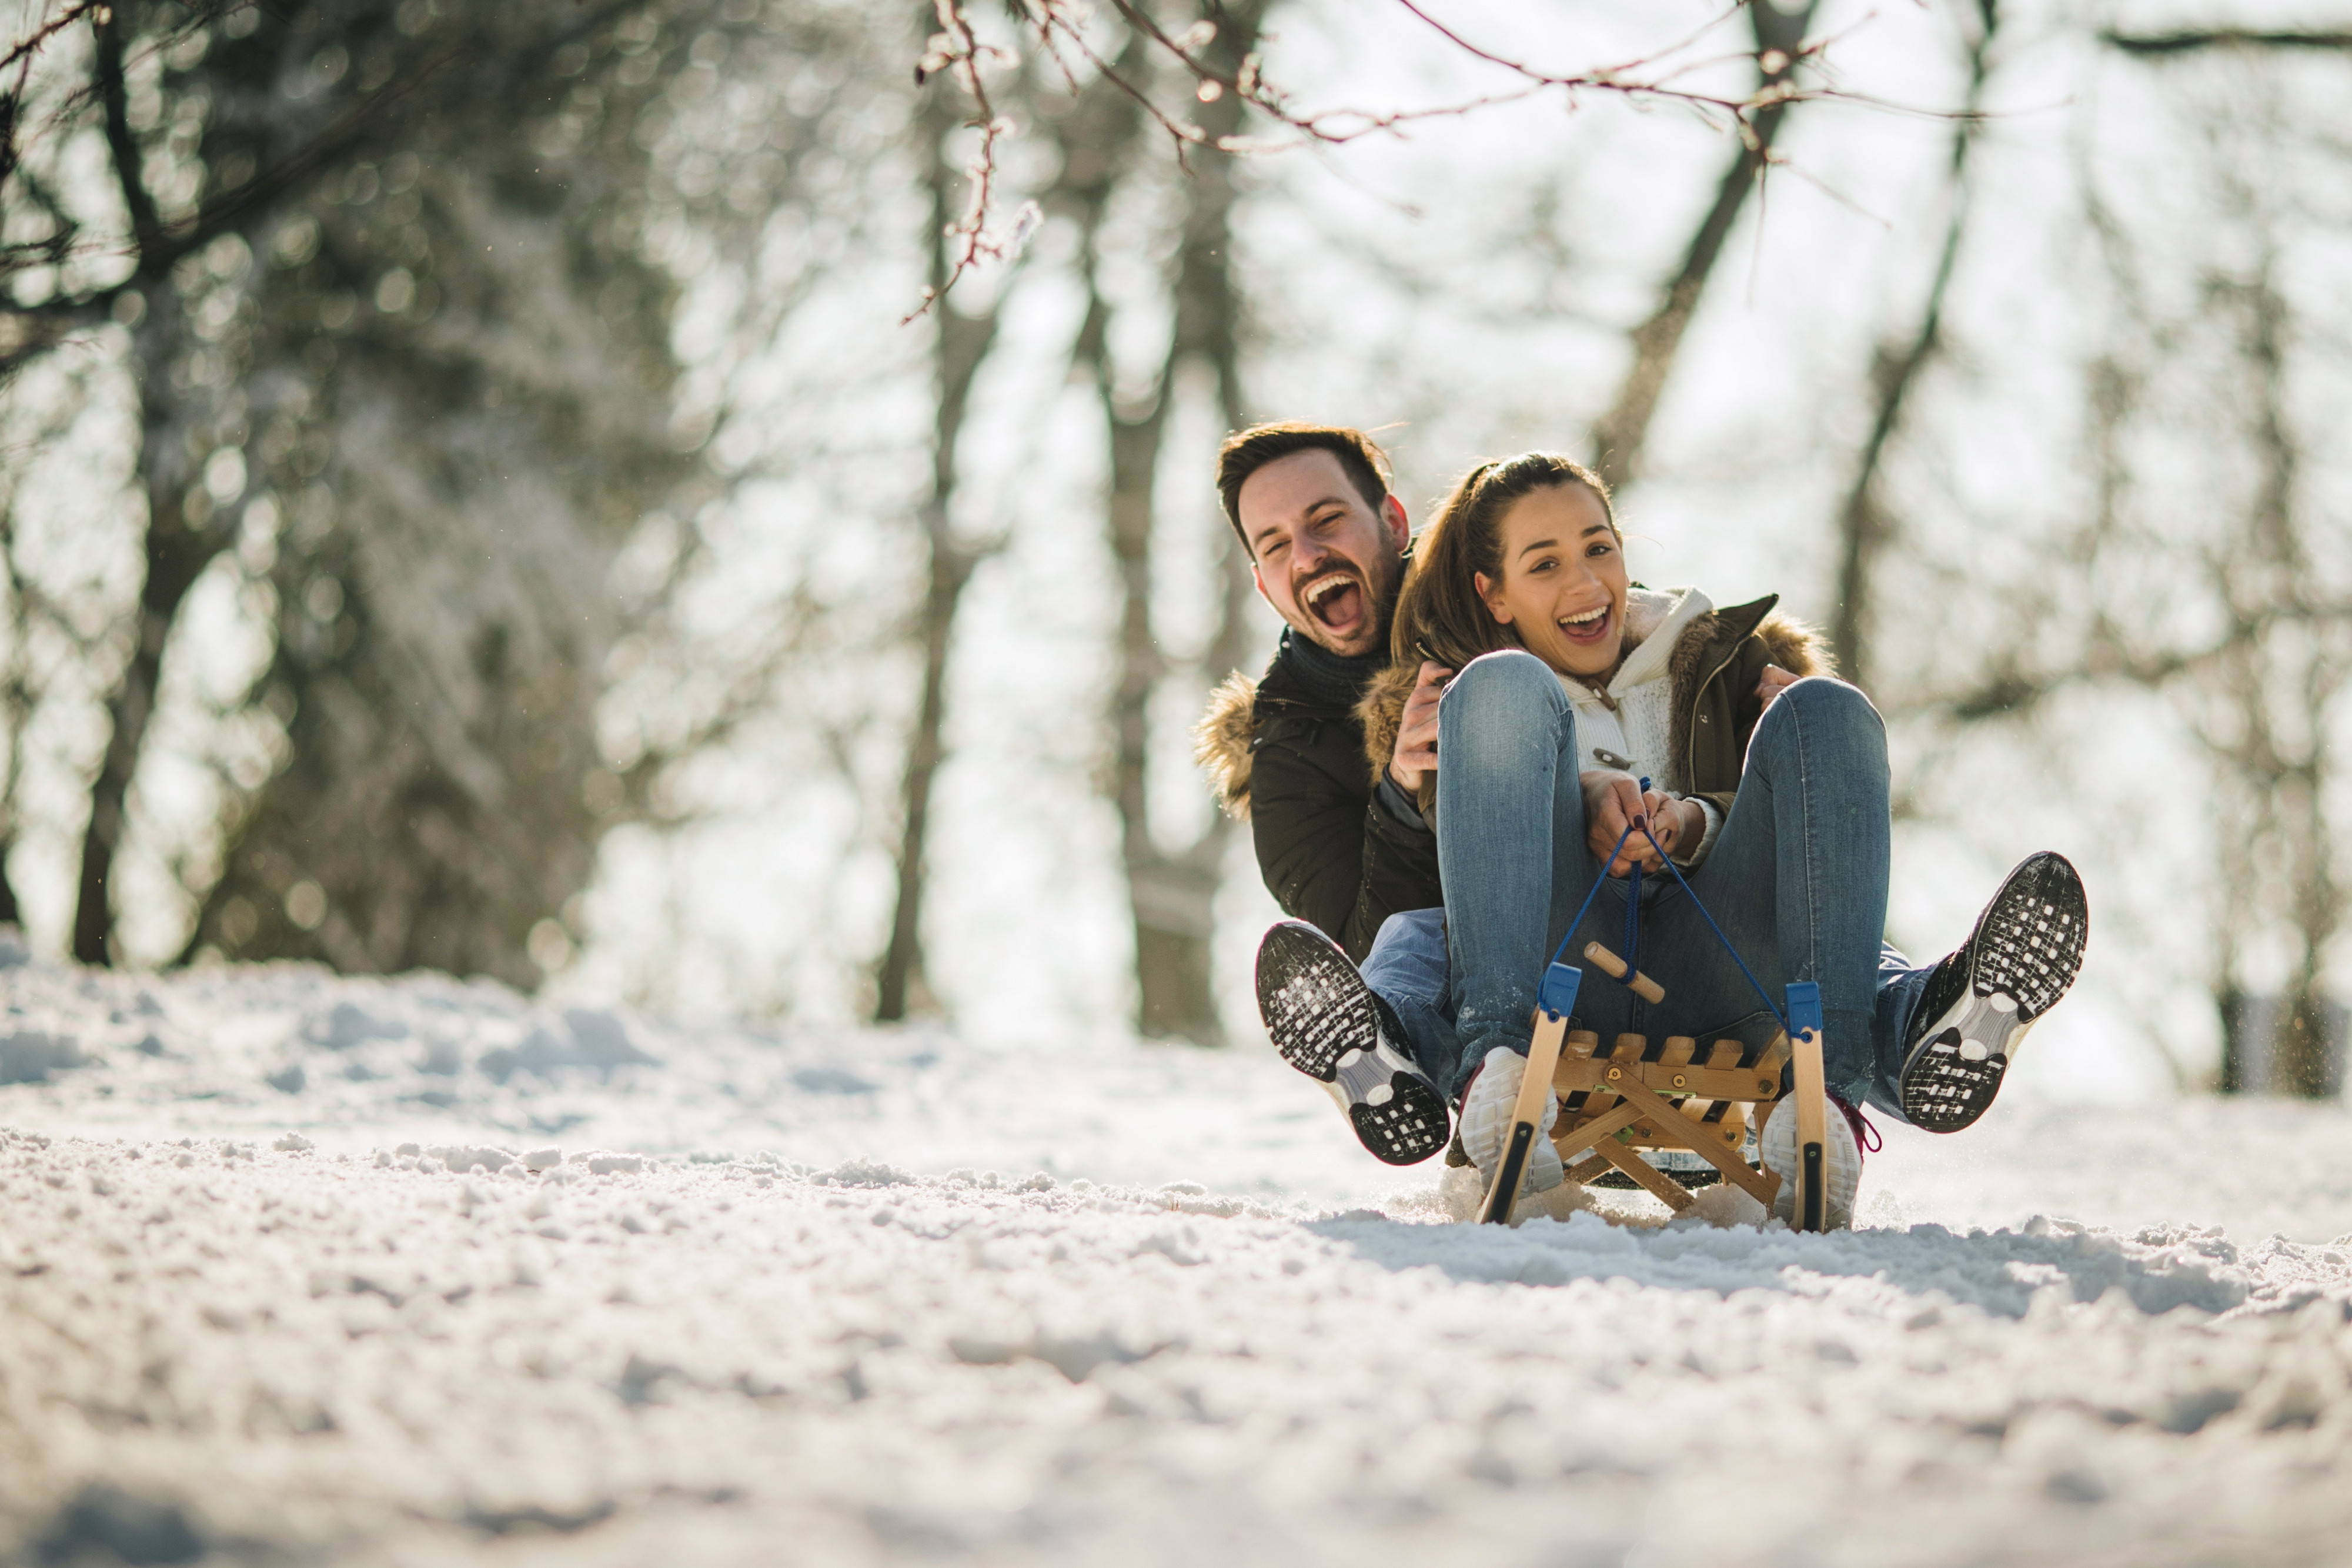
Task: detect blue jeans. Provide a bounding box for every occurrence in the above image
[1385,650,1935,1121]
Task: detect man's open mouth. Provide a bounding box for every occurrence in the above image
[1559,603,1612,645]
[1300,570,1367,633]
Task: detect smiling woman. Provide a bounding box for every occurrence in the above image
[1474,482,1629,678]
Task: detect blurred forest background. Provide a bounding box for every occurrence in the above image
[1,0,2348,1098]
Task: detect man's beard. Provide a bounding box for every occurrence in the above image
[1292,552,1399,658]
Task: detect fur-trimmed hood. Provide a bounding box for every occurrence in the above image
[1194,671,1261,821]
[1198,635,1447,961]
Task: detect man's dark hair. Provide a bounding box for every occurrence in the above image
[1215,422,1392,554]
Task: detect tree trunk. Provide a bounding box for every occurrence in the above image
[1055,8,1262,1044]
[2215,985,2247,1094]
[2240,260,2338,1098]
[71,444,223,964]
[1829,1,1999,689]
[70,12,220,964]
[1585,1,1818,491]
[872,82,1006,1022]
[2273,986,2334,1098]
[1130,7,1257,1044]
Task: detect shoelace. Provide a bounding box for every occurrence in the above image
[1835,1096,1882,1154]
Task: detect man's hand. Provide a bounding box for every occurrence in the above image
[1387,660,1451,793]
[1757,665,1799,710]
[1583,771,1705,876]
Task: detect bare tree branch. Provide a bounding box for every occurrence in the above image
[913,0,1950,312]
[2104,29,2352,56]
[1587,0,1819,490]
[1828,0,1999,687]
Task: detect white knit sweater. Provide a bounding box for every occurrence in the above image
[1557,587,1724,865]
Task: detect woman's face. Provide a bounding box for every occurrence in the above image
[1474,484,1629,678]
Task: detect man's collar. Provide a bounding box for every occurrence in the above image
[1275,626,1385,710]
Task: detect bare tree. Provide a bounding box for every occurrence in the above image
[1882,31,2352,1096]
[1043,8,1261,1043]
[873,68,1014,1023]
[2191,258,2345,1096]
[0,1,644,965]
[1827,0,2000,689]
[2090,21,2352,1094]
[1586,0,1819,491]
[0,378,89,927]
[187,1,877,985]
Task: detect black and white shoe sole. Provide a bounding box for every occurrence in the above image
[1899,852,2088,1133]
[1255,920,1449,1166]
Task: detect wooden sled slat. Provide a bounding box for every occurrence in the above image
[1563,1152,1613,1185]
[1605,1073,1781,1209]
[1551,1101,1645,1164]
[1593,1135,1695,1211]
[1554,1058,1788,1102]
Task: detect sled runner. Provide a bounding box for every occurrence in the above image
[1478,801,1836,1232]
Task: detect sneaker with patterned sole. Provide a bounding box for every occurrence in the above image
[1899,851,2089,1133]
[1254,920,1450,1166]
[1759,1095,1869,1229]
[1456,1044,1564,1196]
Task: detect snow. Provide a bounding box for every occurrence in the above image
[8,958,2352,1565]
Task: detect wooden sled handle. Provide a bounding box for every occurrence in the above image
[1788,982,1829,1233]
[1583,942,1664,1004]
[1479,1010,1569,1225]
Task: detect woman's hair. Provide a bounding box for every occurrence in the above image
[1392,452,1617,670]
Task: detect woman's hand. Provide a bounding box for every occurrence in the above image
[1582,773,1703,876]
[1387,661,1452,793]
[1756,665,1799,709]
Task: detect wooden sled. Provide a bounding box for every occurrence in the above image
[1478,941,1835,1232]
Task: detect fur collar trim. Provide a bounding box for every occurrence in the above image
[1661,599,1833,791]
[1194,672,1260,821]
[1556,586,1714,706]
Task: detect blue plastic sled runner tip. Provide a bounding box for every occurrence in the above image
[1538,962,1582,1021]
[1785,981,1823,1038]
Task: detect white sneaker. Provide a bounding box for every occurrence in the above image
[1759,1095,1867,1230]
[1457,1045,1564,1195]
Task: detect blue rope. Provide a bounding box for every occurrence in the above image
[1623,779,1648,979]
[1544,820,1635,975]
[1622,862,1642,978]
[1534,783,1793,1039]
[1632,814,1792,1037]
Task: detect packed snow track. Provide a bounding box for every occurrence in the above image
[5,957,2352,1567]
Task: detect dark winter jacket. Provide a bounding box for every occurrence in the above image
[1353,593,1834,822]
[1195,639,1444,964]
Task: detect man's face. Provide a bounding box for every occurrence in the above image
[1240,450,1411,658]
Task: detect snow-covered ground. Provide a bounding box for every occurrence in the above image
[8,954,2352,1566]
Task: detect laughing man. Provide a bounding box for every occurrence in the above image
[1193,422,1456,1166]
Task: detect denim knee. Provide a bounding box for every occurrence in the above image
[1746,676,1884,762]
[1439,650,1565,765]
